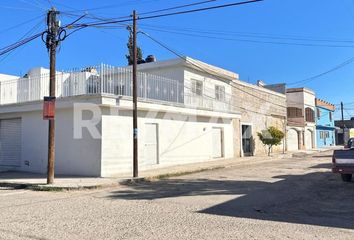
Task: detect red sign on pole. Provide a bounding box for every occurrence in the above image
[43,96,56,120]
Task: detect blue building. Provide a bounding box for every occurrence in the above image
[316,98,336,147]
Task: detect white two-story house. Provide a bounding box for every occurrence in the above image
[0,57,241,177]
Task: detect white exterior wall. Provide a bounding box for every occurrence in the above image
[0,96,238,177]
[184,68,232,97]
[0,99,102,176]
[101,100,236,177]
[139,65,185,85]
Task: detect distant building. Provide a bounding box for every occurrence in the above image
[315,98,336,147]
[286,88,317,151]
[335,118,354,145]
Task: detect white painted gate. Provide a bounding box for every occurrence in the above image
[305,129,313,149]
[287,129,299,151]
[0,118,21,166]
[144,123,159,165]
[212,127,223,158]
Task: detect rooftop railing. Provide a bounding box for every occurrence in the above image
[0,64,233,113]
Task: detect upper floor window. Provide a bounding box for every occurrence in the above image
[317,108,321,119]
[191,79,203,96]
[305,107,315,122]
[215,85,225,101]
[329,111,332,122]
[287,107,302,118]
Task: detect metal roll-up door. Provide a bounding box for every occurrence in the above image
[0,118,21,166]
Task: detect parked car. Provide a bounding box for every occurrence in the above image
[332,138,354,182]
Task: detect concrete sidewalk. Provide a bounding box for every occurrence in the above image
[0,149,334,191]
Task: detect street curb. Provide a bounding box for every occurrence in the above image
[0,182,119,192]
[0,150,334,191]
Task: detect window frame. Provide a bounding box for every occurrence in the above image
[191,79,203,96]
[215,85,226,101]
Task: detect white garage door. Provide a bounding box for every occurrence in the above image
[305,129,313,150]
[212,127,223,158]
[0,118,21,166]
[287,129,299,151]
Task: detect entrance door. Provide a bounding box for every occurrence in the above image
[305,129,313,149]
[242,125,252,156]
[212,127,223,158]
[0,118,21,167]
[144,123,159,165]
[287,129,299,151]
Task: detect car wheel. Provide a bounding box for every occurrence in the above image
[341,174,352,182]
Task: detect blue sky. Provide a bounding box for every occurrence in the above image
[0,0,354,119]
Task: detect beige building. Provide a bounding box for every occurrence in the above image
[231,81,287,157]
[286,88,317,151]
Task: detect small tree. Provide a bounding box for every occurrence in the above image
[126,33,144,65]
[257,126,284,156]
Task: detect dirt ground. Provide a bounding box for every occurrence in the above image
[1,151,354,240]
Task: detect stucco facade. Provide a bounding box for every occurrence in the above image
[0,58,241,176]
[286,88,317,151]
[0,95,239,177]
[315,98,335,148]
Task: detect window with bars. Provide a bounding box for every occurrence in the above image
[215,85,225,101]
[191,79,203,96]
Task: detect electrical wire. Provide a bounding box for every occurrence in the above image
[141,26,354,48]
[139,30,288,114]
[139,0,217,16]
[139,23,354,44]
[0,32,44,56]
[0,14,44,35]
[287,56,354,86]
[69,0,264,29]
[0,18,44,63]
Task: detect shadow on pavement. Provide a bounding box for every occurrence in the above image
[108,164,354,230]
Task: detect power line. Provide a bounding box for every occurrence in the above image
[139,30,288,113]
[0,18,44,63]
[139,26,354,48]
[61,0,164,13]
[0,14,44,35]
[0,32,44,56]
[287,56,354,86]
[139,0,217,16]
[139,23,354,44]
[70,0,264,28]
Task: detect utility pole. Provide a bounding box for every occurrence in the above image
[341,101,345,145]
[132,10,138,178]
[341,102,344,127]
[45,8,60,184]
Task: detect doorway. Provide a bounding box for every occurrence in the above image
[144,123,159,166]
[242,124,252,156]
[212,127,224,158]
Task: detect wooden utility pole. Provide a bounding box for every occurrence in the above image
[341,102,344,126]
[46,8,59,184]
[132,10,138,178]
